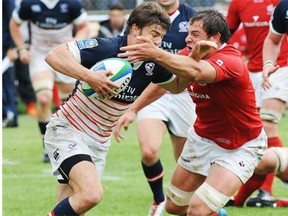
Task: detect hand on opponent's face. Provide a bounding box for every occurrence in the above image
[118,36,159,63]
[190,40,218,61]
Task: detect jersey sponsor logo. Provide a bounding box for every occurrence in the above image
[178,21,189,32]
[145,63,155,76]
[31,4,41,12]
[77,39,99,49]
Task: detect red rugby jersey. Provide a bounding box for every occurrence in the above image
[187,44,263,149]
[226,0,287,72]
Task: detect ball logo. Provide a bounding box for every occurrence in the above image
[82,58,133,100]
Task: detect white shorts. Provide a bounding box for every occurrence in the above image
[249,71,263,108]
[44,115,110,179]
[29,47,76,84]
[136,91,196,137]
[178,127,267,183]
[262,66,288,103]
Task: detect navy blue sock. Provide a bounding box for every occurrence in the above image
[49,197,78,216]
[142,160,165,204]
[38,121,49,136]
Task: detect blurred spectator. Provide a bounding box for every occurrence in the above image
[2,0,18,128]
[97,2,126,38]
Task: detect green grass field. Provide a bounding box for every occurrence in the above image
[2,110,288,216]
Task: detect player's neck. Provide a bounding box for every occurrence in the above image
[166,2,179,16]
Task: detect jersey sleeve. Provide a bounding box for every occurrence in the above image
[226,0,241,32]
[152,65,176,84]
[12,0,31,24]
[270,1,287,34]
[207,52,244,82]
[72,38,119,69]
[69,0,87,25]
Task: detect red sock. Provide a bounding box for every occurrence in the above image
[260,172,274,194]
[259,136,283,193]
[234,174,266,206]
[276,199,288,207]
[53,84,61,109]
[267,136,283,148]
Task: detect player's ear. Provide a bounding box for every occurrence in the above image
[210,32,221,43]
[131,24,140,37]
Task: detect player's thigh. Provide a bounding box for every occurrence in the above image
[262,98,286,113]
[69,160,102,194]
[137,118,167,152]
[56,81,75,95]
[170,134,187,160]
[170,164,206,191]
[206,163,243,197]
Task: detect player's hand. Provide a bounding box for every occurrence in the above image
[19,48,31,64]
[118,36,159,63]
[190,40,218,61]
[262,64,280,90]
[86,69,120,99]
[6,48,18,62]
[113,109,137,143]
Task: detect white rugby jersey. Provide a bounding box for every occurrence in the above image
[54,35,175,144]
[12,0,87,52]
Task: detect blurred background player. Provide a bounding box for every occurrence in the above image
[14,19,37,117]
[9,0,90,162]
[226,0,288,207]
[97,2,126,38]
[133,0,197,215]
[3,0,18,128]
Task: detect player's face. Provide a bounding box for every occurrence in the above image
[185,21,211,53]
[133,24,167,47]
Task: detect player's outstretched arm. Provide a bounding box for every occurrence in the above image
[45,43,119,99]
[118,36,216,84]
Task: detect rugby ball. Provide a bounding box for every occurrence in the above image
[81,58,133,99]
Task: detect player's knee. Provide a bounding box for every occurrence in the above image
[33,79,54,105]
[37,91,53,106]
[141,145,159,161]
[80,186,104,209]
[166,184,193,215]
[194,182,230,213]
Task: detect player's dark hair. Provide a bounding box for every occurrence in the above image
[125,2,171,34]
[189,10,231,43]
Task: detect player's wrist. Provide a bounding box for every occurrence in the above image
[17,46,27,55]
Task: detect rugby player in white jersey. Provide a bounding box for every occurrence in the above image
[43,2,195,215]
[9,0,89,162]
